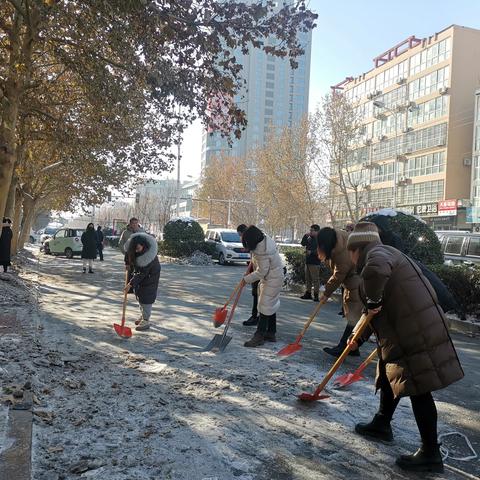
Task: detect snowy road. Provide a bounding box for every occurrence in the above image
[26,248,480,479]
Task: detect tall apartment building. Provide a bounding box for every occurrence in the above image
[333,25,480,229]
[201,30,312,169]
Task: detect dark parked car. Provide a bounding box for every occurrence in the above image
[435,231,480,265]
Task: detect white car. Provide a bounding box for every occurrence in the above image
[205,229,250,265]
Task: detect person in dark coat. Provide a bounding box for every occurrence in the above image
[95,225,105,261]
[370,215,462,315]
[347,222,464,474]
[0,218,13,273]
[237,224,260,326]
[300,224,322,301]
[125,232,161,331]
[81,223,97,273]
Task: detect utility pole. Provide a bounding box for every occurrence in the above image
[175,136,181,217]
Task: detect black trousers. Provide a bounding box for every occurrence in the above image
[377,368,438,448]
[257,313,276,334]
[252,280,259,317]
[97,244,104,261]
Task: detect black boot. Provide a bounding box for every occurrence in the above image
[313,294,319,302]
[323,325,360,357]
[264,314,277,342]
[244,331,265,347]
[300,292,312,300]
[396,445,443,473]
[243,316,259,326]
[355,414,394,442]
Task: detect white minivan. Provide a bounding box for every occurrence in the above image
[205,229,250,265]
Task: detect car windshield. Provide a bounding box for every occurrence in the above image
[45,227,58,235]
[221,232,241,243]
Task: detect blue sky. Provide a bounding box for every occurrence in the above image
[180,0,480,179]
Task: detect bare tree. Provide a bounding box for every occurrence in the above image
[311,92,371,223]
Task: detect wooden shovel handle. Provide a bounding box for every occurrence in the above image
[356,348,378,374]
[121,269,129,324]
[297,298,327,339]
[223,263,252,309]
[313,312,374,397]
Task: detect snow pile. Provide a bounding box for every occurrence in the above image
[0,273,35,306]
[168,216,197,224]
[182,251,214,266]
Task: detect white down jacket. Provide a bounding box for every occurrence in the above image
[244,235,284,316]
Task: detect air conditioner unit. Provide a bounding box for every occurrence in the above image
[396,77,406,85]
[439,87,449,95]
[377,135,387,142]
[367,93,374,100]
[363,137,372,146]
[398,177,412,186]
[402,127,413,133]
[361,162,371,169]
[370,161,381,169]
[374,90,382,97]
[361,183,371,191]
[463,157,472,166]
[374,113,387,121]
[396,154,408,162]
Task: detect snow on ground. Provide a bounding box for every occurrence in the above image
[1,246,477,479]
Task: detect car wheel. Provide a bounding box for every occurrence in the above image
[29,235,35,243]
[65,248,73,259]
[219,253,226,266]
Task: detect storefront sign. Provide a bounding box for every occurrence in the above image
[414,203,438,217]
[438,199,457,216]
[466,206,480,224]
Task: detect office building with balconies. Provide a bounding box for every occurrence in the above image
[332,25,480,229]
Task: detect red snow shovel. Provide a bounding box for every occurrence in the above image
[212,263,253,328]
[113,270,133,338]
[298,312,374,402]
[332,348,378,389]
[277,298,327,357]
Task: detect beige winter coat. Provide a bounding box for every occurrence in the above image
[356,241,464,398]
[244,235,284,316]
[323,229,363,326]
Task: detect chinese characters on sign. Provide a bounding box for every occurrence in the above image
[414,203,438,216]
[438,199,458,216]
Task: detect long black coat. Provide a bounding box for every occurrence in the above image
[81,229,97,259]
[126,233,161,305]
[0,226,13,266]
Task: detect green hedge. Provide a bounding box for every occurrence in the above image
[283,248,331,285]
[362,211,443,265]
[428,264,480,315]
[159,240,216,258]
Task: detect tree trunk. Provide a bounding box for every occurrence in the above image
[4,175,18,218]
[11,189,23,255]
[18,196,36,251]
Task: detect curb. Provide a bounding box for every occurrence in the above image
[446,315,480,337]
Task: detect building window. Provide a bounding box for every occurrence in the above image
[403,122,448,153]
[372,162,395,183]
[266,73,275,80]
[265,108,273,116]
[375,59,408,91]
[400,179,444,204]
[369,187,395,208]
[265,99,274,107]
[409,66,450,101]
[267,64,275,71]
[266,90,274,98]
[405,151,445,177]
[409,38,451,77]
[408,95,449,127]
[266,81,274,89]
[475,125,480,152]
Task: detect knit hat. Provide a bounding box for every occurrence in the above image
[346,222,381,250]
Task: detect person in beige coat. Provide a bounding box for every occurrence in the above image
[347,222,464,474]
[315,227,364,357]
[242,225,284,347]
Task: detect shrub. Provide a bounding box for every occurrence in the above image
[105,236,119,248]
[362,211,443,265]
[159,240,216,258]
[283,248,331,285]
[161,219,212,258]
[428,264,480,316]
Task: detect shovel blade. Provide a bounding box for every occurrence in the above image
[113,323,132,338]
[297,392,330,402]
[203,334,232,352]
[213,307,228,328]
[277,342,302,357]
[333,373,365,389]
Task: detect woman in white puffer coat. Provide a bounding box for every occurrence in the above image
[242,225,284,347]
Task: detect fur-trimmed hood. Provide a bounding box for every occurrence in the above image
[125,232,158,268]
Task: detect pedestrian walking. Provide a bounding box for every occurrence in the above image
[125,232,161,331]
[0,218,13,273]
[119,217,144,254]
[81,223,97,273]
[347,222,464,473]
[96,225,105,261]
[242,226,284,347]
[300,225,322,301]
[237,224,259,327]
[316,226,363,357]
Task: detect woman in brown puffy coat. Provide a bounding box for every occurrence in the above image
[315,227,364,357]
[347,222,464,473]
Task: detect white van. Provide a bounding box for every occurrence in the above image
[43,228,85,258]
[205,229,250,265]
